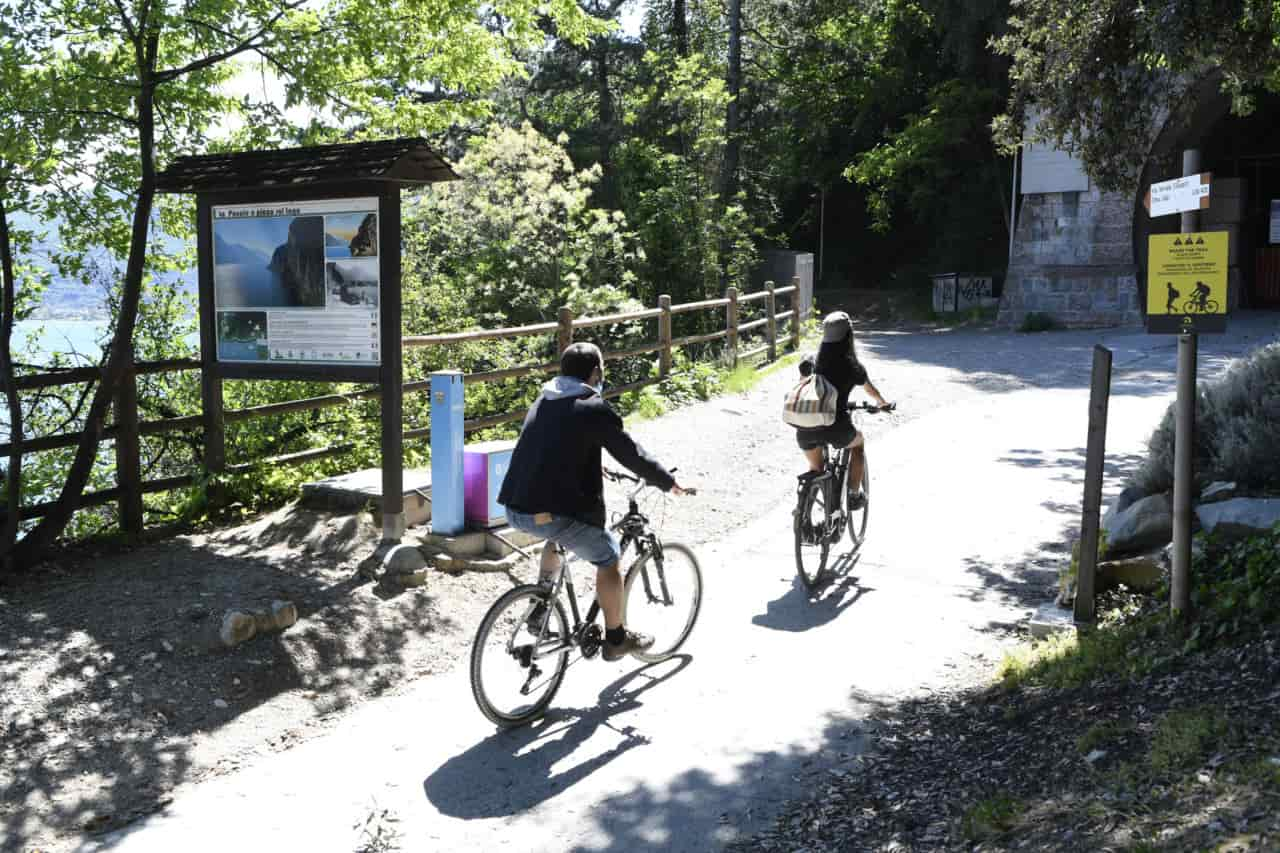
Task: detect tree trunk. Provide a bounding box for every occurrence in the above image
[721,0,741,205]
[9,37,159,569]
[672,0,689,56]
[0,193,22,572]
[594,36,617,208]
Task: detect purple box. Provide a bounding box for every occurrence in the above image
[463,440,515,528]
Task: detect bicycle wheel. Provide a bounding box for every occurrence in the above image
[623,542,703,662]
[1205,299,1220,313]
[846,457,870,548]
[794,480,831,590]
[470,584,570,727]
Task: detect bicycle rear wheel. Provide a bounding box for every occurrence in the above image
[470,585,570,727]
[846,458,869,548]
[794,479,832,590]
[623,543,702,662]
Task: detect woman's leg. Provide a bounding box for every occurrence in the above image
[846,434,867,495]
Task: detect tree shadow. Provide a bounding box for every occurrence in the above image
[750,550,872,633]
[0,509,456,851]
[423,656,692,819]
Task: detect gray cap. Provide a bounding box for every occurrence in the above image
[821,311,852,343]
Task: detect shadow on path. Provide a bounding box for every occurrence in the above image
[751,550,871,633]
[424,656,692,819]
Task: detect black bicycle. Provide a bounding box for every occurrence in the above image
[793,401,895,590]
[470,468,703,727]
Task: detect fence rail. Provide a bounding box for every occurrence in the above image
[2,279,804,533]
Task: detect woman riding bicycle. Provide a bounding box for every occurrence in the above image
[795,311,891,510]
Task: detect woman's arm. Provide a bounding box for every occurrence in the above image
[862,380,889,408]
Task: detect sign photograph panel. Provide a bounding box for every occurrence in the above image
[1146,232,1228,334]
[212,197,381,365]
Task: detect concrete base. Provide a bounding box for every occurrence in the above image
[301,467,433,528]
[419,525,542,560]
[1029,601,1078,639]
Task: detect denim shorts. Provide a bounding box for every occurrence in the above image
[506,510,622,569]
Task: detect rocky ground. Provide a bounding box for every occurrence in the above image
[730,597,1280,853]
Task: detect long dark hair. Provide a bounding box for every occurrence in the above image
[816,327,858,374]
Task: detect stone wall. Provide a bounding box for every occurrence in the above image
[998,187,1143,328]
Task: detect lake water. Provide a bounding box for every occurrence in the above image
[216,263,292,308]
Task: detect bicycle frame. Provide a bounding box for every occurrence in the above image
[523,477,671,661]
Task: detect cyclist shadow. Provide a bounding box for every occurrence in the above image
[751,550,873,633]
[423,655,692,819]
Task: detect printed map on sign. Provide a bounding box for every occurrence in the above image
[1146,232,1228,333]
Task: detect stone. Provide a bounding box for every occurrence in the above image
[1096,555,1163,592]
[213,699,228,710]
[1195,498,1280,541]
[396,569,430,588]
[1084,749,1107,764]
[270,600,298,630]
[1030,601,1077,639]
[1101,484,1146,533]
[1102,492,1173,554]
[381,543,428,574]
[161,640,174,653]
[1199,481,1241,505]
[219,611,257,648]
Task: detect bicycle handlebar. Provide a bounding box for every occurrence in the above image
[603,466,696,496]
[849,401,896,413]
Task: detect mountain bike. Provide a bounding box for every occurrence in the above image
[1181,296,1219,314]
[470,468,702,727]
[793,401,895,591]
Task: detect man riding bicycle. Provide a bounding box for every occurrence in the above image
[794,311,892,510]
[1191,281,1212,311]
[499,342,693,661]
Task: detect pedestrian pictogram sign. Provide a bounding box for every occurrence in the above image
[1147,232,1228,334]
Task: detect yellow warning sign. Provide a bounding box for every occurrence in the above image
[1146,232,1228,333]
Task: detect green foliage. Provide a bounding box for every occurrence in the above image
[1136,342,1280,495]
[993,1,1280,191]
[1018,311,1061,333]
[1076,720,1133,756]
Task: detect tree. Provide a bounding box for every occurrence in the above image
[993,0,1280,191]
[0,0,595,570]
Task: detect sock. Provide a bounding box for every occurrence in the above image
[606,626,626,645]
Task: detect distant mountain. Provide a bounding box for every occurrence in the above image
[325,232,347,247]
[214,233,269,266]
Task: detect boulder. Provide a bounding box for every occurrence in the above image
[219,611,257,648]
[1096,555,1163,592]
[1199,482,1242,505]
[1195,498,1280,541]
[270,600,298,630]
[1102,492,1173,554]
[381,543,428,574]
[1102,484,1147,530]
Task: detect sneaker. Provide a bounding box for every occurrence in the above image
[602,629,655,661]
[848,491,866,511]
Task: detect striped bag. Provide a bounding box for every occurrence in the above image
[781,373,837,428]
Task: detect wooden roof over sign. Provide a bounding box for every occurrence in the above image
[156,137,458,193]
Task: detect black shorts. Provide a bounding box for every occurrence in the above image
[795,420,858,451]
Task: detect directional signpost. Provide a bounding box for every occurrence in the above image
[1145,172,1211,217]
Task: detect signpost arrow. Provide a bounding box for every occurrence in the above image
[1146,173,1211,217]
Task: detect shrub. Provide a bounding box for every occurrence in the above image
[1135,342,1280,494]
[1018,311,1060,332]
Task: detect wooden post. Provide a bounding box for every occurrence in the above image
[726,286,739,367]
[558,307,574,356]
[765,280,777,362]
[658,294,672,377]
[1074,345,1112,625]
[1171,148,1200,616]
[380,188,406,542]
[196,199,225,477]
[790,275,801,352]
[114,350,143,538]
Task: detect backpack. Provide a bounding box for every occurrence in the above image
[782,372,837,428]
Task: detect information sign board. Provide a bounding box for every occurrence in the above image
[1146,232,1228,334]
[212,197,381,366]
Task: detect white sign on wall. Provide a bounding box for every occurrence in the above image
[1147,174,1211,218]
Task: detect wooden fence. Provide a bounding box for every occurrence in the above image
[0,279,802,535]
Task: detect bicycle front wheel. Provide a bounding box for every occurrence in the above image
[846,458,869,548]
[623,543,703,662]
[794,480,831,590]
[1205,299,1220,313]
[470,584,570,727]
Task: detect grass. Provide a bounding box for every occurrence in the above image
[1077,720,1134,755]
[961,795,1023,840]
[997,601,1160,690]
[1148,707,1229,772]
